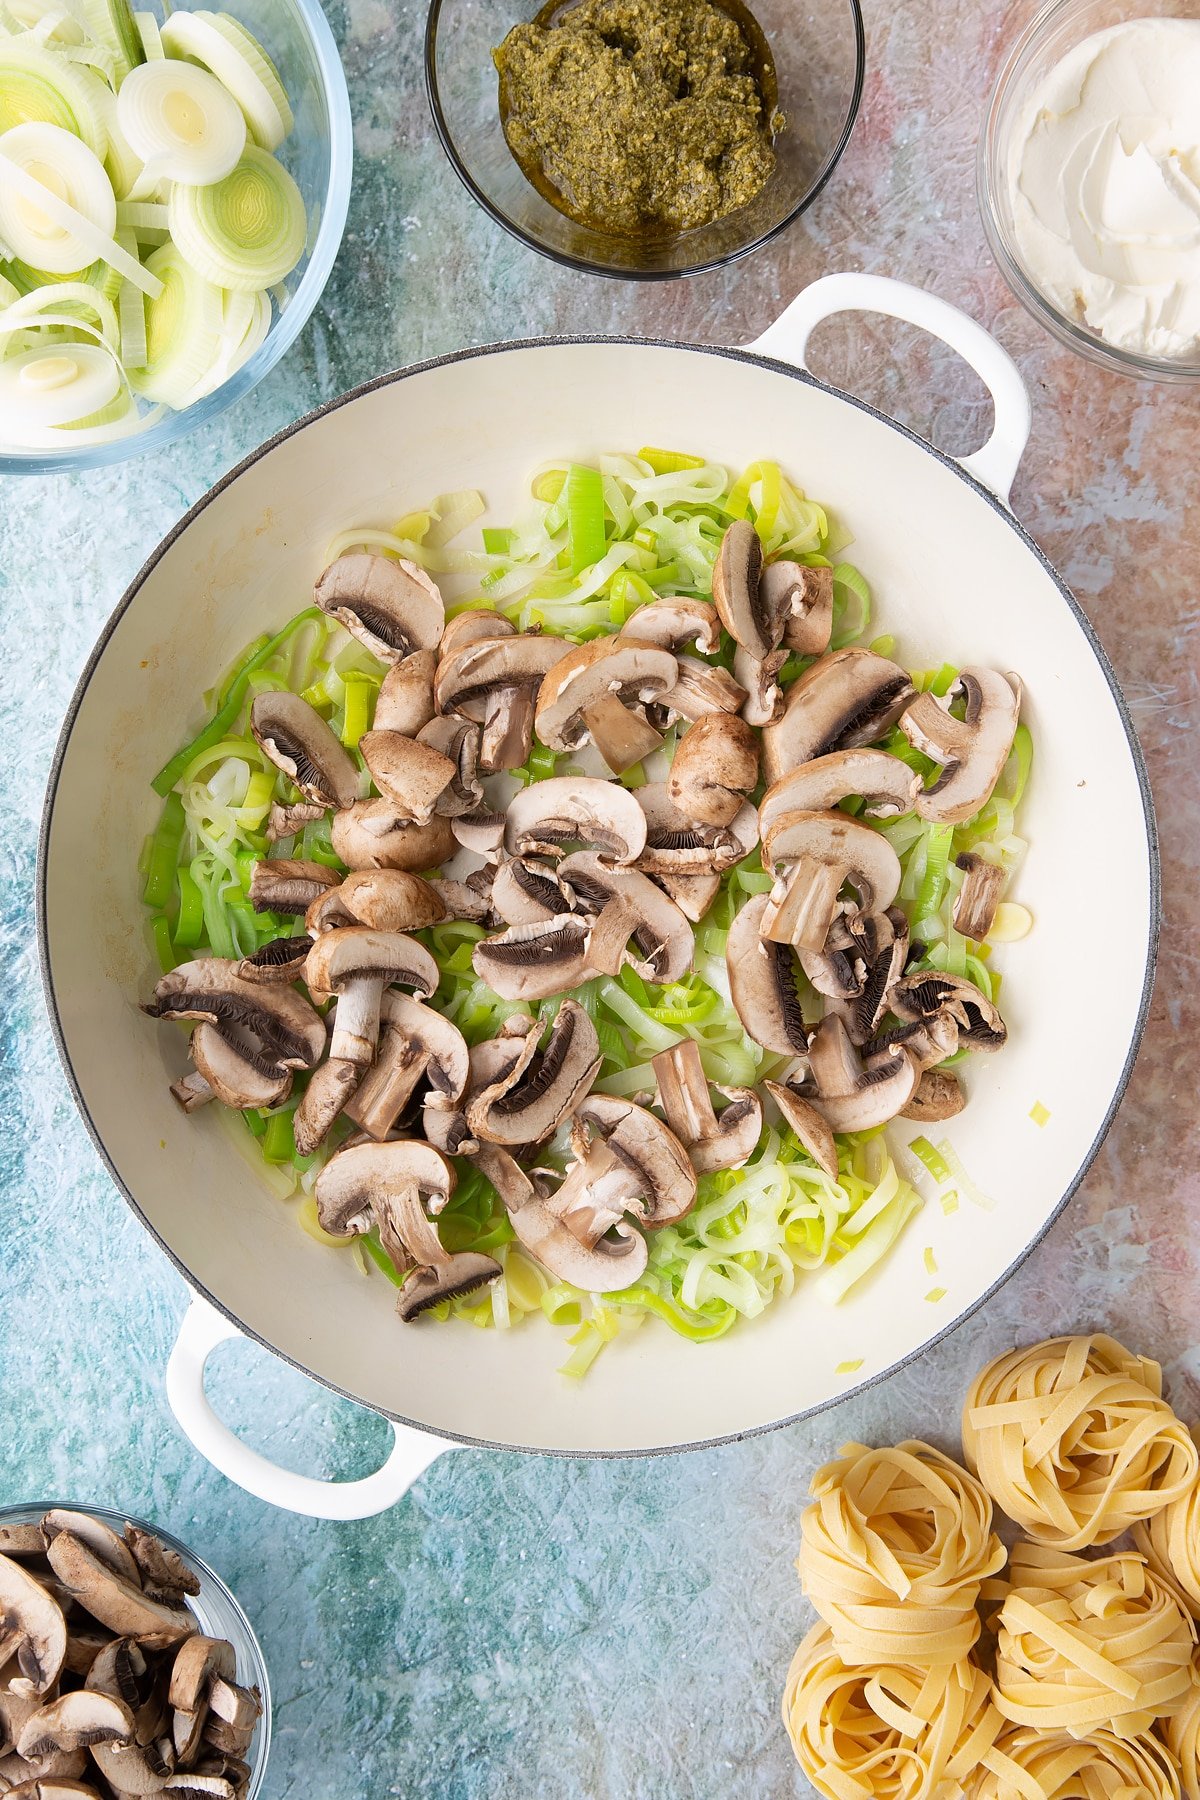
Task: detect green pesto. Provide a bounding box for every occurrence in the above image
[493,0,779,239]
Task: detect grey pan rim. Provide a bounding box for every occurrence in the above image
[37,333,1160,1463]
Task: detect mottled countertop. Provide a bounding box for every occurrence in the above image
[2,0,1197,1793]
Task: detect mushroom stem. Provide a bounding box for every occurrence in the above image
[953,852,1006,942]
[580,692,664,773]
[653,1040,717,1145]
[169,1071,215,1113]
[479,684,536,772]
[584,896,639,976]
[344,1033,428,1140]
[657,655,747,723]
[328,975,387,1067]
[293,1057,360,1156]
[762,856,845,951]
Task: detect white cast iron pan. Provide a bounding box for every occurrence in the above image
[38,276,1158,1518]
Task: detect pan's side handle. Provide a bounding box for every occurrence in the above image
[166,1295,459,1519]
[750,273,1032,508]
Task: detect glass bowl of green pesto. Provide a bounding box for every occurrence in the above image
[425,0,865,279]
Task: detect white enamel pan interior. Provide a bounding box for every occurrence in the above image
[39,276,1157,1518]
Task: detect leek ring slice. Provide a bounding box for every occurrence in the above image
[134,9,163,58]
[0,132,160,294]
[169,143,304,291]
[159,8,289,149]
[0,121,117,274]
[117,58,246,185]
[0,339,120,425]
[128,237,224,406]
[0,40,109,157]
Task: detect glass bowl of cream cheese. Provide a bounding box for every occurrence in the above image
[980,0,1200,379]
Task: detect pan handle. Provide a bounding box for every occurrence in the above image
[750,273,1032,508]
[166,1295,460,1519]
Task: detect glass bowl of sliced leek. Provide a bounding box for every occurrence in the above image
[0,0,351,472]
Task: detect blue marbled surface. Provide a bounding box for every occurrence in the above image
[3,0,1200,1792]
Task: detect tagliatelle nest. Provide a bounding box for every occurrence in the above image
[1163,1652,1200,1800]
[989,1542,1196,1737]
[782,1621,1001,1800]
[1134,1433,1200,1619]
[962,1334,1199,1551]
[968,1723,1184,1799]
[798,1440,1007,1666]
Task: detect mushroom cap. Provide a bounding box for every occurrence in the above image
[901,1068,966,1122]
[711,519,772,660]
[576,1094,697,1228]
[358,731,455,822]
[899,668,1020,824]
[466,1000,601,1146]
[504,777,647,864]
[889,970,1007,1051]
[471,914,593,1003]
[490,857,576,927]
[762,1080,838,1178]
[236,933,314,985]
[143,960,325,1070]
[804,1015,918,1131]
[759,749,920,839]
[330,801,456,873]
[436,633,565,723]
[725,894,811,1058]
[633,782,758,875]
[247,859,340,916]
[315,1138,456,1239]
[534,637,678,753]
[620,598,720,656]
[556,851,693,986]
[16,1691,135,1760]
[249,691,359,810]
[167,1637,236,1714]
[451,811,506,858]
[371,649,438,736]
[45,1536,193,1644]
[188,1023,292,1110]
[761,648,916,787]
[667,712,759,828]
[438,609,515,659]
[425,876,493,926]
[315,552,445,663]
[304,927,438,1002]
[312,870,446,936]
[0,1553,67,1697]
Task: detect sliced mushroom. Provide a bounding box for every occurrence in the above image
[501,1180,649,1292]
[88,1638,168,1746]
[438,609,514,659]
[761,648,916,787]
[40,1516,139,1589]
[205,1682,260,1737]
[249,693,359,810]
[652,1041,762,1174]
[169,1073,214,1114]
[2,1777,100,1799]
[358,732,455,824]
[451,811,506,859]
[633,783,757,877]
[536,638,679,774]
[425,877,493,926]
[265,801,325,843]
[504,777,647,865]
[733,645,786,728]
[471,914,593,1002]
[305,929,438,1067]
[762,1080,838,1179]
[143,961,325,1071]
[247,860,339,917]
[711,519,771,659]
[163,1775,235,1798]
[868,1014,960,1070]
[490,857,576,926]
[898,670,1020,824]
[774,562,834,655]
[315,552,445,663]
[553,1095,697,1234]
[652,869,721,923]
[330,802,455,873]
[436,634,566,773]
[89,1730,175,1794]
[888,970,1007,1051]
[188,1024,292,1111]
[901,1069,966,1122]
[371,649,437,735]
[44,1538,192,1644]
[655,654,747,725]
[166,1640,235,1716]
[952,852,1006,942]
[803,1015,918,1130]
[760,811,902,953]
[759,749,920,840]
[236,933,313,985]
[17,1692,134,1760]
[825,910,909,1047]
[465,1001,600,1146]
[0,1759,91,1794]
[725,895,811,1058]
[667,713,759,828]
[621,598,720,655]
[0,1555,67,1697]
[414,716,482,817]
[292,1058,360,1158]
[121,1533,198,1607]
[342,995,469,1141]
[61,1626,114,1682]
[306,870,445,936]
[555,851,693,985]
[0,1528,46,1559]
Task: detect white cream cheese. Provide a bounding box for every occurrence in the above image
[1007,18,1200,359]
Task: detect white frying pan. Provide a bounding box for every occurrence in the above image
[38,275,1157,1518]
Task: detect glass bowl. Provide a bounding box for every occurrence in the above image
[0,1500,271,1796]
[979,0,1200,382]
[425,0,865,279]
[0,0,353,476]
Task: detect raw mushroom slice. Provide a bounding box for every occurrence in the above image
[236,933,313,985]
[40,1515,140,1588]
[357,731,456,824]
[265,801,326,843]
[760,810,902,953]
[490,857,577,927]
[471,914,594,1003]
[725,894,811,1059]
[651,1041,763,1174]
[45,1537,193,1643]
[90,1731,176,1794]
[414,716,482,818]
[802,1015,918,1131]
[61,1625,114,1681]
[435,634,565,773]
[292,1058,360,1158]
[437,609,514,658]
[342,994,470,1141]
[16,1692,135,1760]
[0,1687,40,1760]
[771,561,834,655]
[304,929,438,1067]
[667,713,759,828]
[0,1554,68,1697]
[633,782,758,877]
[0,1527,47,1559]
[762,1080,838,1179]
[167,1638,235,1716]
[87,1638,169,1747]
[504,777,647,865]
[761,648,916,787]
[371,649,437,735]
[187,1023,292,1111]
[888,970,1007,1051]
[306,870,445,936]
[1,1761,91,1792]
[247,860,339,916]
[867,1014,960,1070]
[555,851,694,985]
[654,654,747,725]
[498,1158,650,1293]
[249,692,359,810]
[3,1780,101,1798]
[733,645,786,728]
[652,869,721,923]
[824,909,909,1047]
[121,1531,199,1606]
[143,961,325,1070]
[330,802,456,872]
[901,1068,966,1122]
[451,811,506,859]
[554,1095,697,1236]
[465,1000,601,1146]
[169,1073,215,1115]
[952,851,1006,941]
[534,637,678,774]
[425,877,493,926]
[759,749,921,839]
[619,597,720,655]
[898,670,1020,824]
[711,519,771,659]
[315,552,445,663]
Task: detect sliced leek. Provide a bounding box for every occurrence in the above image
[159,8,288,149]
[0,120,116,271]
[117,56,245,184]
[133,8,162,58]
[197,12,291,136]
[0,38,108,155]
[0,272,19,307]
[128,236,223,405]
[1,275,120,343]
[2,253,123,299]
[0,132,160,291]
[114,228,145,364]
[81,0,142,81]
[0,339,120,425]
[169,142,303,290]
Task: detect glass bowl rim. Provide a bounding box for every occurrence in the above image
[422,0,867,281]
[0,1498,272,1796]
[978,0,1200,383]
[0,0,354,476]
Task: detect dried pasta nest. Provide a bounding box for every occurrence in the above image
[799,1440,1007,1666]
[990,1543,1196,1737]
[782,1621,1001,1800]
[1162,1651,1200,1800]
[962,1334,1199,1552]
[1135,1433,1200,1618]
[969,1722,1184,1799]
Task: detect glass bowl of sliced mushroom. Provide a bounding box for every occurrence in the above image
[0,1503,269,1798]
